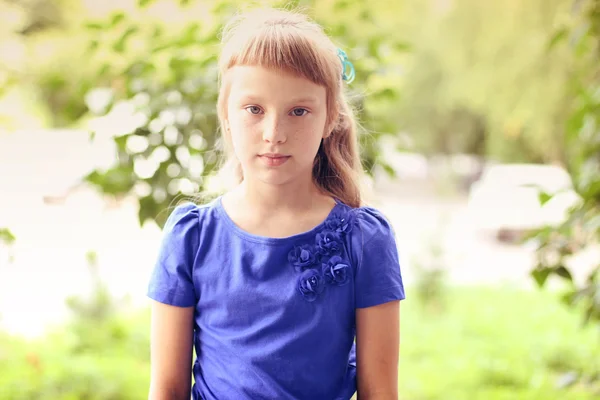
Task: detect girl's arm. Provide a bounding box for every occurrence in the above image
[148,301,195,400]
[355,300,400,400]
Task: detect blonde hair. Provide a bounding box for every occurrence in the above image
[215,8,364,208]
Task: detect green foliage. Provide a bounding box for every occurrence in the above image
[396,0,573,161]
[80,1,228,226]
[529,0,600,329]
[0,228,15,245]
[399,286,600,399]
[0,250,150,399]
[0,227,15,263]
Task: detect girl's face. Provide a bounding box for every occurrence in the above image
[225,65,329,188]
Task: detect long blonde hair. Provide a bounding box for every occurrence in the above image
[216,8,364,207]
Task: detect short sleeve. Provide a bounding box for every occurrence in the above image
[353,207,406,308]
[147,203,200,307]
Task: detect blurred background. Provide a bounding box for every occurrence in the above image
[0,0,599,399]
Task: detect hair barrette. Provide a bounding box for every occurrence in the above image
[337,48,355,84]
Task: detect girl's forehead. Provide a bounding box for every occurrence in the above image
[226,65,326,100]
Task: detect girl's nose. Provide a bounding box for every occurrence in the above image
[262,117,287,144]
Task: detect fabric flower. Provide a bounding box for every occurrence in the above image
[315,230,342,256]
[325,211,355,236]
[323,255,350,286]
[288,244,317,272]
[298,269,325,302]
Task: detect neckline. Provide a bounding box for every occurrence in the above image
[215,195,343,245]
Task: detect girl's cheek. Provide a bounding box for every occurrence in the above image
[238,112,261,128]
[231,122,258,144]
[229,114,249,133]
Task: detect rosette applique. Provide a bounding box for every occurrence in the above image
[288,208,356,301]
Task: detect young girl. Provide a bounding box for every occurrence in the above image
[147,8,405,400]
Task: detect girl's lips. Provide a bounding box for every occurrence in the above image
[259,154,290,167]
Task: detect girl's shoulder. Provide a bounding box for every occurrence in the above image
[328,202,398,264]
[159,199,221,243]
[163,198,220,226]
[337,203,405,308]
[335,202,396,242]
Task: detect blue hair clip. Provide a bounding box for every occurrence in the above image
[337,48,355,84]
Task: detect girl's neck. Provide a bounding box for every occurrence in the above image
[234,178,328,215]
[220,176,337,239]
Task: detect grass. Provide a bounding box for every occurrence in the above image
[398,284,600,400]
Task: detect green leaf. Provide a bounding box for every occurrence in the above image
[152,43,173,54]
[560,289,578,306]
[114,135,129,151]
[587,267,599,284]
[531,267,552,287]
[110,12,126,27]
[152,25,163,39]
[538,190,553,206]
[381,162,396,177]
[199,54,218,69]
[582,302,596,325]
[97,63,111,79]
[554,266,574,283]
[547,27,568,51]
[85,168,135,195]
[333,0,351,11]
[139,195,161,227]
[169,57,195,72]
[123,60,156,77]
[0,228,16,245]
[394,41,412,52]
[113,26,138,53]
[367,39,380,57]
[179,23,200,46]
[211,1,236,16]
[85,22,104,30]
[138,0,155,8]
[593,285,600,309]
[87,39,99,54]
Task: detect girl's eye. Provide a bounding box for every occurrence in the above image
[246,106,262,115]
[291,108,308,117]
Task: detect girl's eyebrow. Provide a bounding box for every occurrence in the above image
[238,94,320,104]
[290,96,319,104]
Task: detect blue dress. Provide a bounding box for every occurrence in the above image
[147,196,406,399]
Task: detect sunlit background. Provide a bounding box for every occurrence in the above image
[1,0,599,399]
